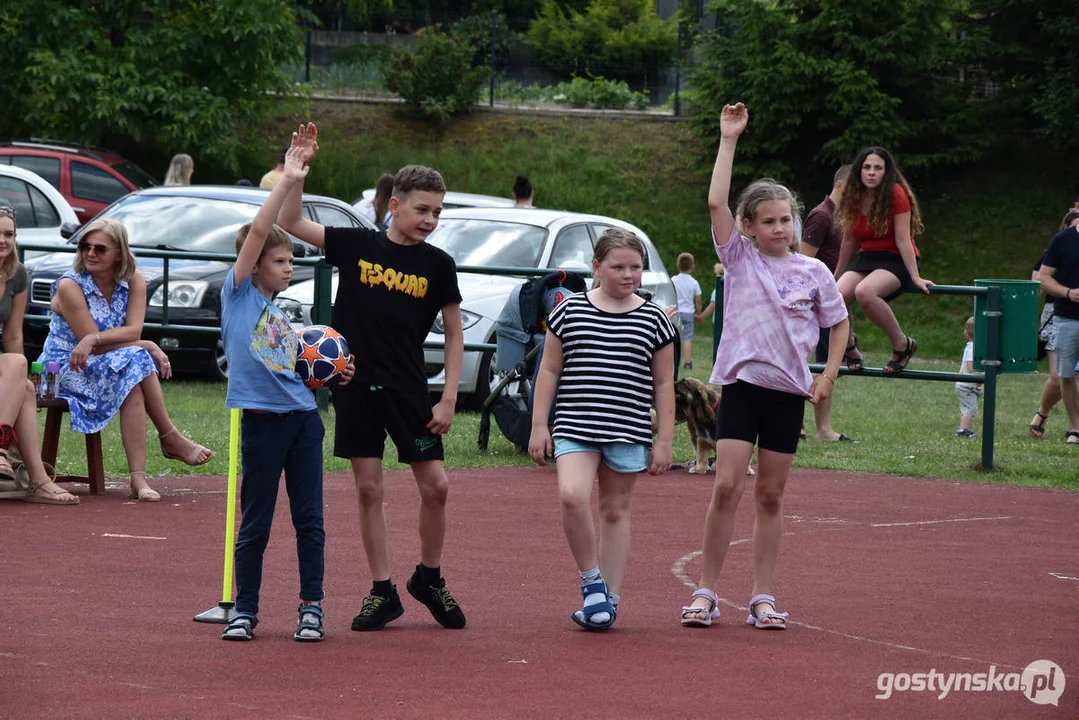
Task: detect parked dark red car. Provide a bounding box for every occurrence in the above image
[0,140,157,223]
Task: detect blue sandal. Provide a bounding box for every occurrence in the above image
[570,579,617,631]
[222,612,257,641]
[294,602,325,642]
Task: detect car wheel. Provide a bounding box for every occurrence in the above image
[209,339,229,382]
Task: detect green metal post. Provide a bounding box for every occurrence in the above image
[980,286,1001,472]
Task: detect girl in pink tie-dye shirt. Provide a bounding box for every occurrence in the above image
[680,103,849,631]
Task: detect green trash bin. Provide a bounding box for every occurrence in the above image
[973,279,1039,374]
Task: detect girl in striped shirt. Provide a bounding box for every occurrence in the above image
[528,228,677,631]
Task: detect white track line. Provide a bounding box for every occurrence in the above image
[671,514,1074,679]
[101,533,167,540]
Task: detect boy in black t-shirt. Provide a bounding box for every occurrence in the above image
[278,123,467,630]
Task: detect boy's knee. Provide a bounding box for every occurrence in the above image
[418,477,448,506]
[710,474,743,507]
[355,478,384,507]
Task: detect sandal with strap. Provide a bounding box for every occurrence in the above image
[842,333,864,373]
[882,336,917,375]
[745,593,788,630]
[295,602,325,642]
[0,448,15,482]
[681,588,720,627]
[222,612,257,641]
[1029,411,1049,439]
[570,578,617,631]
[159,426,213,466]
[1067,431,1079,446]
[25,479,80,505]
[128,472,161,503]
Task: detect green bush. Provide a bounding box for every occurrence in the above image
[383,32,493,122]
[546,76,649,110]
[524,0,678,82]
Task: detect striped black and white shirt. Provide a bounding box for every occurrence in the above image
[547,293,676,446]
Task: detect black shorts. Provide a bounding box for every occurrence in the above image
[716,380,806,454]
[332,384,444,464]
[815,326,831,364]
[846,251,920,301]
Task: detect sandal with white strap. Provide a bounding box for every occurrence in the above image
[681,588,720,627]
[222,612,257,641]
[745,593,788,630]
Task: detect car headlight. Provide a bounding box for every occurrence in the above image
[430,309,482,334]
[273,297,305,323]
[150,280,209,308]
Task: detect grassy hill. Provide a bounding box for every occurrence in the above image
[248,99,1078,360]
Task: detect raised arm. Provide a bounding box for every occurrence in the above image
[277,123,325,248]
[234,146,310,285]
[708,103,748,246]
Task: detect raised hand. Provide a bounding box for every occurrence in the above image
[720,103,748,139]
[290,122,319,164]
[283,145,310,181]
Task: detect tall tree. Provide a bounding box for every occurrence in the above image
[960,0,1079,147]
[687,0,987,182]
[0,0,304,172]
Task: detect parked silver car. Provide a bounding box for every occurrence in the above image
[273,207,678,404]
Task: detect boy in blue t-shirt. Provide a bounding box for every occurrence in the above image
[278,123,467,632]
[219,147,354,642]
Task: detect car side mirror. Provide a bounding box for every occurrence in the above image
[60,222,80,239]
[292,241,306,258]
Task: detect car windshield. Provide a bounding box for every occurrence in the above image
[111,161,158,189]
[427,219,546,268]
[80,194,255,254]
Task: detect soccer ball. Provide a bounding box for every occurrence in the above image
[295,325,350,389]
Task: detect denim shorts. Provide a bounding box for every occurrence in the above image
[1053,316,1079,379]
[680,312,696,340]
[553,437,649,474]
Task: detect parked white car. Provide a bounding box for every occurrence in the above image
[273,207,678,405]
[0,165,80,257]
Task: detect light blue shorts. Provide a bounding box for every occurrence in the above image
[679,312,696,340]
[1053,316,1079,379]
[553,438,649,474]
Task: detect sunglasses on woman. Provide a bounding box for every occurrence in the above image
[78,241,115,255]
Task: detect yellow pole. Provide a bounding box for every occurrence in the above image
[221,408,240,603]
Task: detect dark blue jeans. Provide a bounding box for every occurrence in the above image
[234,409,325,616]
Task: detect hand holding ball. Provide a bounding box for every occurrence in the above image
[296,325,350,389]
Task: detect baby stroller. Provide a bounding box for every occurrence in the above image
[477,269,587,451]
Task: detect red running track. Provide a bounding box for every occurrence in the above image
[1,466,1076,719]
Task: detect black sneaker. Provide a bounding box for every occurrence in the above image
[351,590,404,631]
[406,568,466,629]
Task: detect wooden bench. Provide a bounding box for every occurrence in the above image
[38,398,106,495]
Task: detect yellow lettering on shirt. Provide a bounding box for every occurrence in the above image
[356,259,428,299]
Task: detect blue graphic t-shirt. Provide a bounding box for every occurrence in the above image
[221,268,315,412]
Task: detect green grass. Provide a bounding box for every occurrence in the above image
[42,361,1077,490]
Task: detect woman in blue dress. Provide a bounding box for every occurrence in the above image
[39,218,213,502]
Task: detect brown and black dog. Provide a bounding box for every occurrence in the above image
[673,377,754,476]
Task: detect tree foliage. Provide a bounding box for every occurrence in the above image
[687,0,987,182]
[383,31,493,123]
[0,0,303,173]
[524,0,678,82]
[959,0,1079,147]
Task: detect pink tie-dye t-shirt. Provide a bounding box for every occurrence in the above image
[709,227,847,397]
